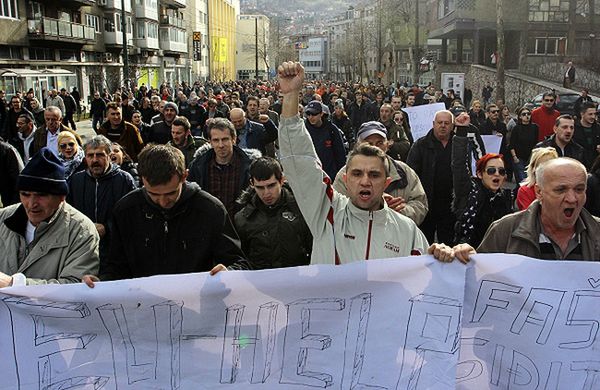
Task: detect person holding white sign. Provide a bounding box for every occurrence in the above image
[277,61,454,263]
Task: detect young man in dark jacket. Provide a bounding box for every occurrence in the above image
[84,144,248,285]
[234,157,312,269]
[303,100,346,180]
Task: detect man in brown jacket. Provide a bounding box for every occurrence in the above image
[453,158,600,262]
[97,102,144,161]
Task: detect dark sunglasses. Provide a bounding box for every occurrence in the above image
[543,99,555,102]
[59,142,75,149]
[520,112,531,117]
[305,112,320,116]
[486,167,506,176]
[490,110,499,114]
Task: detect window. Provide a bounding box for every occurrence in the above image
[527,36,566,55]
[28,1,42,19]
[148,22,158,38]
[59,50,78,61]
[136,20,146,38]
[104,17,115,32]
[438,0,454,19]
[29,47,54,60]
[85,14,100,33]
[0,46,22,59]
[528,0,570,22]
[1,0,19,19]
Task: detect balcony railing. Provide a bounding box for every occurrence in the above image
[159,15,185,28]
[28,17,96,42]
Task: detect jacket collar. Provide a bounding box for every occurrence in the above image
[346,198,390,223]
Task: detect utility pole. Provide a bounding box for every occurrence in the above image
[496,0,505,103]
[255,17,259,81]
[376,0,382,83]
[121,0,129,90]
[413,0,420,84]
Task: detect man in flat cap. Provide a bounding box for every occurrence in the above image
[0,147,100,287]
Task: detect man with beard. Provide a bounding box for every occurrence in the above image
[167,116,207,167]
[68,136,136,261]
[11,113,36,162]
[188,117,260,216]
[536,115,584,164]
[573,102,600,170]
[97,102,144,160]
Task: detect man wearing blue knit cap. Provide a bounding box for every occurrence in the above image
[0,147,99,287]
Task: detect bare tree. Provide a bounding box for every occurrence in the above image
[380,0,423,84]
[496,0,506,103]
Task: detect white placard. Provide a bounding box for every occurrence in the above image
[404,103,446,141]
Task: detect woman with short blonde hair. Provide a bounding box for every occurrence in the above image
[516,146,559,210]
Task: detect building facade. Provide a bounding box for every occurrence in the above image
[427,0,600,89]
[207,0,239,81]
[0,0,195,108]
[236,14,269,80]
[299,36,327,80]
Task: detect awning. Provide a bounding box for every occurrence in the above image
[0,68,42,77]
[0,68,76,77]
[40,68,76,76]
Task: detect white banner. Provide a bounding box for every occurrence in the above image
[458,254,600,389]
[404,103,446,141]
[0,256,466,390]
[1,255,598,389]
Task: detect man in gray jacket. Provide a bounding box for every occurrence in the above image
[277,62,452,264]
[0,147,100,286]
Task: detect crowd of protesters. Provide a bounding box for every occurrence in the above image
[0,60,599,288]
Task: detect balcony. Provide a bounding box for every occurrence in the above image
[161,0,186,9]
[27,17,96,44]
[98,0,132,13]
[134,4,158,21]
[104,31,134,46]
[134,37,160,50]
[159,28,186,53]
[159,15,185,28]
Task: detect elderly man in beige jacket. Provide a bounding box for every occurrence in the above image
[0,147,99,287]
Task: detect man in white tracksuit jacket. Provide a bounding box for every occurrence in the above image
[277,62,450,265]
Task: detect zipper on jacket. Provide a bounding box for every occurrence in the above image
[365,212,373,260]
[94,179,99,222]
[164,220,168,234]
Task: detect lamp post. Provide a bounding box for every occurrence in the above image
[121,0,129,90]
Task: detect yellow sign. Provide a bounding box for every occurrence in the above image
[218,37,227,62]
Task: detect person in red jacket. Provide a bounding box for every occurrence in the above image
[531,92,560,141]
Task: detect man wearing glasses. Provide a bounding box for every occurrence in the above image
[532,92,560,141]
